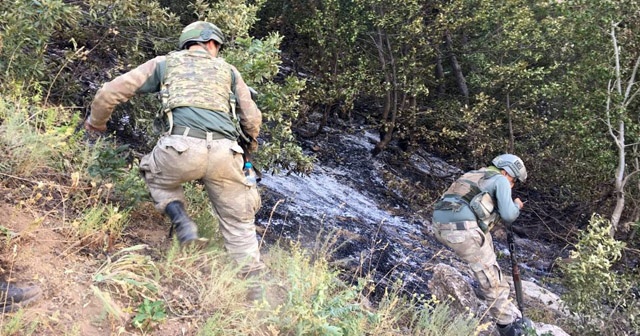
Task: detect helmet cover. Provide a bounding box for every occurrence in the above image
[492,154,527,183]
[178,21,225,49]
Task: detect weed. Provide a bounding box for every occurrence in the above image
[132,298,167,332]
[70,204,130,252]
[93,245,160,301]
[1,310,23,335]
[0,96,81,177]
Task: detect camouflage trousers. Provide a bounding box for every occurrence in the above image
[140,134,264,272]
[434,221,520,325]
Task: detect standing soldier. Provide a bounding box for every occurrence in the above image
[432,154,533,336]
[85,21,266,300]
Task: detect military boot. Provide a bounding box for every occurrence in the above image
[497,317,534,336]
[165,201,201,245]
[0,282,42,313]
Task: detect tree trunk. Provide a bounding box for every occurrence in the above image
[610,120,625,235]
[507,92,515,153]
[445,30,469,104]
[371,24,397,156]
[434,45,445,97]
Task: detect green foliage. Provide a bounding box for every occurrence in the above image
[558,214,639,335]
[115,164,150,208]
[293,0,434,140]
[190,0,312,174]
[74,204,130,241]
[132,299,167,332]
[0,0,80,90]
[272,245,372,335]
[559,214,623,311]
[88,144,130,181]
[540,0,640,206]
[191,0,265,41]
[0,95,83,177]
[261,244,479,335]
[93,245,160,300]
[87,142,149,209]
[1,0,180,106]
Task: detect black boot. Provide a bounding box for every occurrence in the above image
[0,282,42,313]
[497,317,534,336]
[165,201,199,245]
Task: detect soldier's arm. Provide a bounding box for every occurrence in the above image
[230,65,262,151]
[494,177,520,224]
[86,56,165,131]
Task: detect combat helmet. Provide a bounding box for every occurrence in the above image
[492,154,527,183]
[178,21,225,50]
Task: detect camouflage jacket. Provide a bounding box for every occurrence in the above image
[88,49,261,143]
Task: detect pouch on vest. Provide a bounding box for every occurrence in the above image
[470,192,495,232]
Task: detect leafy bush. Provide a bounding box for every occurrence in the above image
[0,0,79,90]
[558,214,639,335]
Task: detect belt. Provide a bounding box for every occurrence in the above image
[171,125,227,140]
[434,221,478,231]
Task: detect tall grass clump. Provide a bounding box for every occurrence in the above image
[0,95,83,177]
[198,243,479,336]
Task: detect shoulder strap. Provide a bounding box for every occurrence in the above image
[156,54,174,134]
[228,67,251,143]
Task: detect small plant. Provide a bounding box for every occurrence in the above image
[132,299,167,332]
[88,143,130,181]
[87,142,149,209]
[559,214,623,310]
[114,164,150,209]
[72,204,130,250]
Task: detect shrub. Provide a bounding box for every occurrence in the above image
[558,214,639,335]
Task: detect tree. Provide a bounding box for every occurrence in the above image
[277,0,433,155]
[606,20,640,234]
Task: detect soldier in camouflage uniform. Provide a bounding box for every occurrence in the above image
[432,154,533,336]
[85,22,266,293]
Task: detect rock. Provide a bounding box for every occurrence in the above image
[505,276,569,317]
[427,263,481,313]
[534,322,571,336]
[522,279,569,316]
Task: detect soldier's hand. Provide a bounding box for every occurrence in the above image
[514,198,524,209]
[83,119,106,144]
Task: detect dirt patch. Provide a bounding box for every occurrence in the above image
[0,186,204,335]
[0,200,106,335]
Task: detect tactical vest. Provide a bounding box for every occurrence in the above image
[443,169,498,203]
[435,169,500,230]
[164,50,233,114]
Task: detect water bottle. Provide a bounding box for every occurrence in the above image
[243,162,257,186]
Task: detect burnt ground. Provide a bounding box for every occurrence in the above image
[255,116,570,303]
